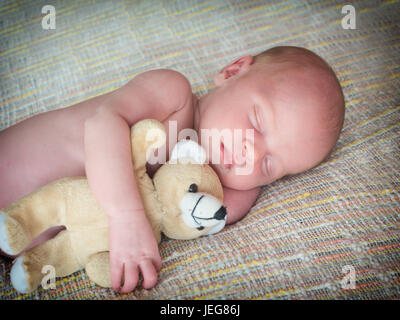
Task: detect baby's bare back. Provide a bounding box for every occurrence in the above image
[0,93,110,208]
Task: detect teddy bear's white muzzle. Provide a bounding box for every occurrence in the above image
[179,192,227,235]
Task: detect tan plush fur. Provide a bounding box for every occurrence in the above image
[1,119,223,293]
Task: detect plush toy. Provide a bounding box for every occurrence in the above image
[0,119,226,293]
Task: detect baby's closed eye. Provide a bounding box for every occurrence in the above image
[261,155,273,177]
[248,105,264,133]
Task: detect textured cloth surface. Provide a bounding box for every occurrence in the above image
[0,0,399,299]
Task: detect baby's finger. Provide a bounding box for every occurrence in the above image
[110,260,124,291]
[140,259,158,290]
[120,262,139,294]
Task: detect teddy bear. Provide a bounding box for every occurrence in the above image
[0,119,226,294]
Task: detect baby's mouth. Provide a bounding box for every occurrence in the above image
[220,142,233,170]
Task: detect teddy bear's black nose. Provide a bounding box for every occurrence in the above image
[214,206,227,220]
[188,183,198,193]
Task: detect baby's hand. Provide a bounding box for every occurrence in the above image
[108,212,162,293]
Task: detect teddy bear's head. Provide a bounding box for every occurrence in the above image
[153,139,227,240]
[131,119,227,241]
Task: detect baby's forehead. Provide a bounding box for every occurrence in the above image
[249,65,337,134]
[252,61,335,107]
[255,60,327,84]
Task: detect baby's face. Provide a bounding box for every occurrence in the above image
[196,56,339,190]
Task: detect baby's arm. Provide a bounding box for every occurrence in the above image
[84,70,193,293]
[223,186,261,225]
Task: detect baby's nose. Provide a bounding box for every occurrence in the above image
[234,139,259,166]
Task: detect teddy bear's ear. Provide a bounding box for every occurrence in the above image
[169,139,206,164]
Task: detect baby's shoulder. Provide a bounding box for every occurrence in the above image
[128,69,193,102]
[121,69,194,116]
[97,69,194,127]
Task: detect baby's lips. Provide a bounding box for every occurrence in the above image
[220,142,234,169]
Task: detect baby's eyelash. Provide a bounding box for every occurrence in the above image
[261,157,267,175]
[249,105,262,132]
[262,155,275,178]
[253,105,264,133]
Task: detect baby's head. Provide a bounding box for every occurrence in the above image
[195,46,345,190]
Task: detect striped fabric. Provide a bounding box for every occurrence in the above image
[0,0,399,299]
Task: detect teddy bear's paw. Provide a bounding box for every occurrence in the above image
[0,213,29,256]
[10,256,30,294]
[86,252,112,288]
[0,213,14,255]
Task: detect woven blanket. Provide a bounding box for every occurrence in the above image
[0,0,399,299]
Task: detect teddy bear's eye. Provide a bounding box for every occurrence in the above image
[189,183,198,193]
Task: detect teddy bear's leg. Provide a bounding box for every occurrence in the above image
[0,212,30,256]
[10,256,29,293]
[10,230,81,294]
[85,252,111,288]
[0,182,66,256]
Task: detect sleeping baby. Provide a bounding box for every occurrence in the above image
[0,46,345,293]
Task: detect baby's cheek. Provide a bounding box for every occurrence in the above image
[223,170,261,190]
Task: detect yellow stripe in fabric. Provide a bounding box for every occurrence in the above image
[335,121,400,154]
[0,6,123,58]
[164,1,207,17]
[249,186,400,220]
[162,253,209,272]
[356,106,400,130]
[0,1,19,15]
[0,4,76,37]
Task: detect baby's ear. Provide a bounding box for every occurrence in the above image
[214,55,253,86]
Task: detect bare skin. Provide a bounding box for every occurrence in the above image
[0,47,344,293]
